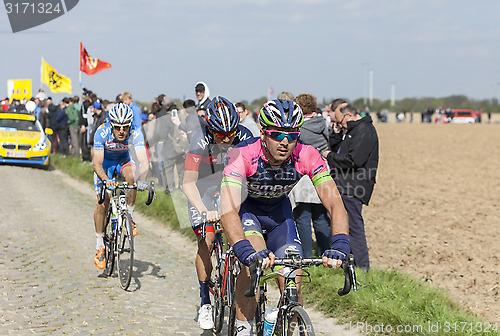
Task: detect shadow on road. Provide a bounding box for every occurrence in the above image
[128,258,166,291]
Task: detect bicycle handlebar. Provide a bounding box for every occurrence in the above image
[97,181,156,206]
[245,254,357,298]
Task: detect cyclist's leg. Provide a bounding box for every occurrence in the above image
[235,211,265,327]
[93,164,114,268]
[263,202,305,304]
[93,162,116,235]
[118,159,137,208]
[189,201,216,306]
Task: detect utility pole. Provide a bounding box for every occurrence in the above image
[391,82,396,107]
[362,62,369,105]
[369,69,374,106]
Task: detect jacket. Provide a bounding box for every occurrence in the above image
[326,115,379,205]
[300,114,329,153]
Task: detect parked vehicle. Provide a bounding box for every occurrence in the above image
[449,109,476,124]
[0,112,52,168]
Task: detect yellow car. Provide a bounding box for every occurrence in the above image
[0,112,53,168]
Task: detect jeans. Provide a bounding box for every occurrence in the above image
[342,195,370,270]
[293,203,331,258]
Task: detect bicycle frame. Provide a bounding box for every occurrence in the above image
[200,192,241,334]
[99,181,155,290]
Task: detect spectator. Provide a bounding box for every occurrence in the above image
[195,82,210,118]
[289,93,331,258]
[143,108,165,187]
[173,99,203,142]
[121,91,148,178]
[47,97,59,150]
[121,91,143,132]
[235,102,259,137]
[323,103,379,270]
[66,96,81,157]
[89,101,106,149]
[38,100,50,130]
[35,88,47,101]
[79,89,93,162]
[328,98,348,152]
[277,91,294,100]
[55,98,70,156]
[149,96,187,194]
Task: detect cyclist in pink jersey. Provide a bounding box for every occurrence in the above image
[220,99,350,335]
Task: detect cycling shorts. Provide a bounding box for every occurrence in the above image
[190,185,219,237]
[239,199,303,259]
[93,157,135,195]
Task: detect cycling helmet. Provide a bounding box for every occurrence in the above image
[109,103,133,125]
[206,96,239,133]
[259,99,304,129]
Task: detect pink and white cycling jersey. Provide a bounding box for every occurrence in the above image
[222,137,332,209]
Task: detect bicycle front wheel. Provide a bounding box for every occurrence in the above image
[283,305,315,336]
[212,276,224,333]
[227,269,237,336]
[117,211,134,290]
[103,211,115,277]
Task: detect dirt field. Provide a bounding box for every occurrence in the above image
[364,121,500,322]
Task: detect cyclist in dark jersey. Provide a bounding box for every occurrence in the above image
[220,99,350,335]
[182,96,253,330]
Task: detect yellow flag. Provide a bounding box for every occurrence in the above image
[8,79,32,102]
[41,59,72,94]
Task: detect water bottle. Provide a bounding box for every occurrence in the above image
[263,307,278,336]
[112,214,118,230]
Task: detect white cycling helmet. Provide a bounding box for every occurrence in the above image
[109,103,133,125]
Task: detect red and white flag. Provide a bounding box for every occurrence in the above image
[80,42,111,75]
[268,86,274,99]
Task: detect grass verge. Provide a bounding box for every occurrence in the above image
[51,154,498,335]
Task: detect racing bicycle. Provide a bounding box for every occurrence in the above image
[98,181,155,290]
[246,250,357,336]
[199,193,241,334]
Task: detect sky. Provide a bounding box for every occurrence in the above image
[2,0,500,105]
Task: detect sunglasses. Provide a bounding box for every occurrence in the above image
[213,130,237,139]
[265,130,300,141]
[111,123,131,132]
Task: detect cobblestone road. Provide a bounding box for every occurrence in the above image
[0,165,359,335]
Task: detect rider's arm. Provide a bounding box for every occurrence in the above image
[135,148,149,181]
[315,179,348,235]
[220,183,244,246]
[182,169,209,215]
[131,128,149,182]
[93,149,109,182]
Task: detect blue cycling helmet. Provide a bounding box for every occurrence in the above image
[259,99,304,129]
[109,103,133,125]
[206,96,239,133]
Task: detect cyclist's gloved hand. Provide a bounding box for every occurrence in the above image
[323,233,350,261]
[248,249,272,264]
[105,179,117,191]
[233,240,257,266]
[136,180,148,191]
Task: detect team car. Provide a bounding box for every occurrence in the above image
[0,112,52,168]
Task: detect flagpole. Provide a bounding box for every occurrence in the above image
[79,71,82,89]
[40,57,43,90]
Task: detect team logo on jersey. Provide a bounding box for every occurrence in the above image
[313,166,323,176]
[193,157,200,162]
